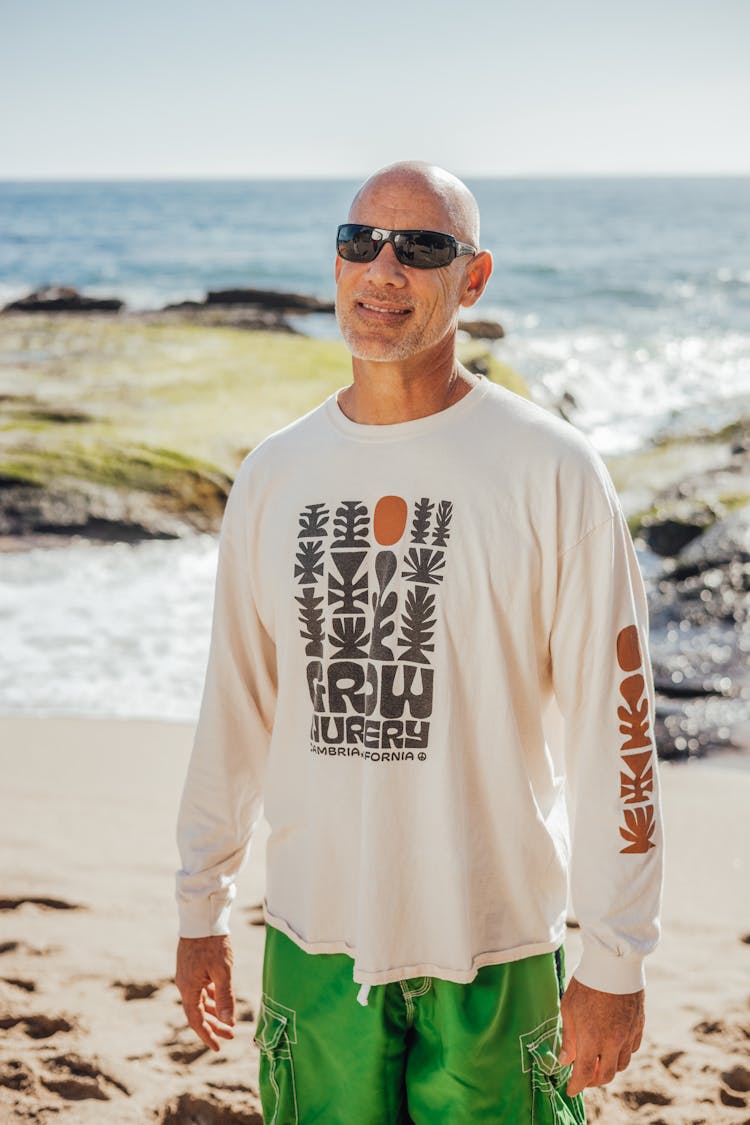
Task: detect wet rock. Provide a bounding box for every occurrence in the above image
[156,302,299,334]
[458,318,505,340]
[2,286,123,314]
[673,505,750,574]
[205,287,334,314]
[640,500,718,557]
[0,481,226,543]
[646,504,750,760]
[0,445,232,545]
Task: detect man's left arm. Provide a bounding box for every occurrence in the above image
[549,500,665,1096]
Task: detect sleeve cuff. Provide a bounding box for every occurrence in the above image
[572,940,646,994]
[176,890,234,939]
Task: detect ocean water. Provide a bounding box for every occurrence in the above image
[1,177,748,453]
[0,177,748,721]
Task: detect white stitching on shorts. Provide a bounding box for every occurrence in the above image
[399,977,431,1026]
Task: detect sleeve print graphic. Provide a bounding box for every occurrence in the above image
[617,675,651,749]
[293,494,453,764]
[616,625,657,854]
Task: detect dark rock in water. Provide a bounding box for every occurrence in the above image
[458,318,505,340]
[641,499,717,557]
[646,503,750,760]
[154,302,299,334]
[158,284,337,331]
[673,505,750,573]
[2,286,124,314]
[204,287,335,314]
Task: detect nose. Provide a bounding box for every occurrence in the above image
[363,240,407,287]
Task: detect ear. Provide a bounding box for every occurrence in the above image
[459,250,493,309]
[334,255,343,283]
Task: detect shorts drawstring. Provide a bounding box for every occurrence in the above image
[357,982,371,1007]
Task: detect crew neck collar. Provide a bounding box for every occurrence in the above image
[324,376,490,443]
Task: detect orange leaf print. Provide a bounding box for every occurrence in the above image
[617,625,642,673]
[618,674,651,749]
[619,751,654,804]
[619,804,656,854]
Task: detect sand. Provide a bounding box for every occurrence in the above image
[0,716,748,1124]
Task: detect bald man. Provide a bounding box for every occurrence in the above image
[176,162,663,1124]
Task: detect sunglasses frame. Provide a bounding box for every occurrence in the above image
[336,224,477,270]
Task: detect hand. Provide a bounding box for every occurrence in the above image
[558,977,644,1097]
[175,935,236,1051]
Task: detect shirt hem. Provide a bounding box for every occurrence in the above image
[264,908,565,985]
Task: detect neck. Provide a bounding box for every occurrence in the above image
[338,336,480,425]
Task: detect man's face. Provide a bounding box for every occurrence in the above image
[334,178,474,363]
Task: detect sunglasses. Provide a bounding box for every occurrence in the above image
[336,223,476,270]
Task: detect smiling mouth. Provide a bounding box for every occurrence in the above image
[357,301,411,316]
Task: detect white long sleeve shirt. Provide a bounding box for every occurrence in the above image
[176,376,663,994]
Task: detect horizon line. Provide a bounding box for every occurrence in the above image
[1,171,749,184]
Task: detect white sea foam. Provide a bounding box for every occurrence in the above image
[0,536,218,721]
[492,325,750,454]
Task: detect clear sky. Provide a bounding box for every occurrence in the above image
[1,0,748,179]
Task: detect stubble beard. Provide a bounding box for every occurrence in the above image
[335,297,445,363]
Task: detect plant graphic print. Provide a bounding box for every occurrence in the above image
[294,494,453,762]
[616,625,657,854]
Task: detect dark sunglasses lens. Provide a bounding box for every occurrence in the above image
[394,231,454,268]
[337,225,378,262]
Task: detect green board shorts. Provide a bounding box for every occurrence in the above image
[254,924,586,1124]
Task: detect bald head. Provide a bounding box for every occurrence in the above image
[349,162,480,248]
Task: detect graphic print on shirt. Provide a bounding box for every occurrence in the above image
[616,625,656,854]
[294,494,453,762]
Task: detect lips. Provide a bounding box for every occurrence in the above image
[358,301,410,313]
[355,299,412,321]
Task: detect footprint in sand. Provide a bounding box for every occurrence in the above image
[169,1043,210,1064]
[719,1063,750,1109]
[162,1023,210,1065]
[0,1058,35,1092]
[620,1089,672,1109]
[159,1091,263,1124]
[207,1080,255,1094]
[722,1065,750,1094]
[39,1053,130,1103]
[1,977,36,993]
[0,896,82,912]
[113,978,167,1001]
[0,939,59,957]
[660,1049,685,1071]
[0,1014,74,1039]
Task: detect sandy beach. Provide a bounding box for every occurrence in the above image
[0,715,748,1124]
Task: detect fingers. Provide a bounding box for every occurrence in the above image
[175,935,236,1051]
[182,987,223,1051]
[182,987,236,1050]
[557,1003,576,1068]
[567,1049,598,1098]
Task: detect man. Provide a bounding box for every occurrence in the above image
[176,162,663,1124]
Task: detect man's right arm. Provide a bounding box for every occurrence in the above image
[175,463,277,1037]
